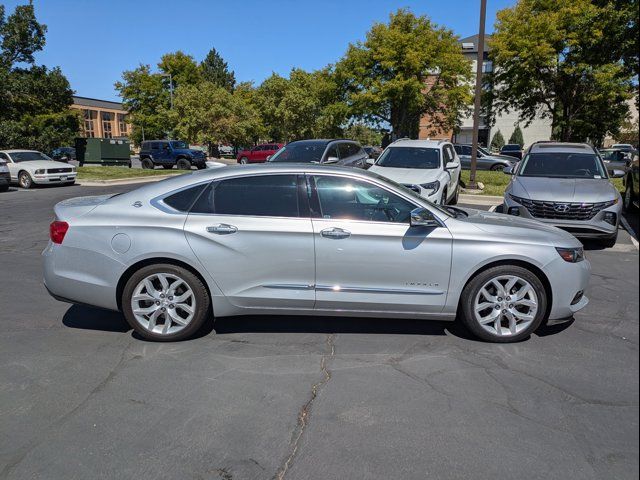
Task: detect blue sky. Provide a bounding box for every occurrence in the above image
[4,0,514,101]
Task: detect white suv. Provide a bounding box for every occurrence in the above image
[368,139,461,205]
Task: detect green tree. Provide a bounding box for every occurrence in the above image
[335,8,472,139]
[0,3,78,151]
[490,0,635,143]
[158,51,202,87]
[171,82,263,147]
[508,125,524,147]
[343,123,382,146]
[490,130,505,151]
[201,48,236,92]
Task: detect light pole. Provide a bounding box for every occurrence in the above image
[469,0,487,190]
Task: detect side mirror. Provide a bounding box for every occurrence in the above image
[503,165,514,175]
[445,161,459,170]
[366,158,375,166]
[610,169,625,178]
[410,208,440,228]
[325,156,339,164]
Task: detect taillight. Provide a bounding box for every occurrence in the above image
[50,221,69,244]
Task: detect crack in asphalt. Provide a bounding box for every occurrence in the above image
[274,333,336,480]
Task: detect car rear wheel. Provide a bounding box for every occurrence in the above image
[18,171,33,189]
[450,183,459,205]
[141,158,154,169]
[240,157,249,164]
[460,265,547,343]
[490,164,505,171]
[176,158,191,170]
[122,264,211,342]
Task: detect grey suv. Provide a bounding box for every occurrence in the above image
[503,142,625,247]
[268,139,368,168]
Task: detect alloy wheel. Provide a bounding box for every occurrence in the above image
[473,275,538,337]
[130,273,196,336]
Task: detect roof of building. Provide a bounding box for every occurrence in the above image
[72,96,125,111]
[459,34,491,54]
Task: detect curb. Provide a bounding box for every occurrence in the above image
[620,216,639,250]
[77,174,181,187]
[459,193,503,206]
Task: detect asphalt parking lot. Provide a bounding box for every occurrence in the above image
[0,183,638,480]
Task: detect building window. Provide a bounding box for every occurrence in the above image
[84,109,97,138]
[117,113,127,136]
[102,112,113,138]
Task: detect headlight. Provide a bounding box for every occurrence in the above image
[34,169,45,174]
[509,193,527,204]
[420,180,440,196]
[556,247,585,263]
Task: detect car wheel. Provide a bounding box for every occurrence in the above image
[490,164,505,171]
[459,265,547,343]
[240,157,249,164]
[440,189,448,205]
[141,158,154,170]
[122,264,211,342]
[18,171,33,189]
[601,231,618,248]
[450,183,459,205]
[177,158,191,170]
[623,181,635,211]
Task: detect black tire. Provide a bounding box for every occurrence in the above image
[490,164,505,171]
[450,183,459,205]
[162,165,174,170]
[141,158,154,170]
[623,179,635,212]
[459,265,547,343]
[18,171,33,189]
[600,231,618,248]
[440,188,448,205]
[196,164,207,170]
[176,158,191,170]
[122,264,211,342]
[239,157,249,165]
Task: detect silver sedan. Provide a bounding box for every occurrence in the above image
[43,164,591,343]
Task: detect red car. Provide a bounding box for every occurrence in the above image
[236,143,283,164]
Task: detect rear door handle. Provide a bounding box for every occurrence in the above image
[206,223,238,234]
[321,227,351,239]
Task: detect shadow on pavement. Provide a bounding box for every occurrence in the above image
[62,304,130,333]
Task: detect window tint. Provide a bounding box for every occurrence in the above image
[324,145,339,162]
[191,175,300,217]
[0,153,8,161]
[337,143,358,158]
[376,147,440,169]
[151,142,161,150]
[443,145,454,162]
[163,184,208,212]
[313,175,415,223]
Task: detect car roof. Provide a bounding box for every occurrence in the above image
[0,149,42,154]
[387,139,449,148]
[528,142,594,154]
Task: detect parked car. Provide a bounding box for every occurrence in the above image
[503,142,624,247]
[500,143,523,160]
[51,146,76,162]
[363,145,383,160]
[0,156,10,192]
[268,139,368,168]
[139,140,207,170]
[611,143,636,153]
[454,144,515,171]
[599,148,632,172]
[218,145,234,156]
[236,143,283,164]
[368,139,461,205]
[623,152,639,211]
[0,150,77,189]
[43,163,590,343]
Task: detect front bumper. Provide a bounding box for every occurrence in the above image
[33,172,77,184]
[504,195,620,238]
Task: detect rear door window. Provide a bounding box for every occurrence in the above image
[162,184,209,212]
[191,175,301,217]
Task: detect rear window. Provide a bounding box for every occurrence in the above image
[163,184,208,212]
[191,175,300,217]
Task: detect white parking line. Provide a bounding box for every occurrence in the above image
[620,216,639,250]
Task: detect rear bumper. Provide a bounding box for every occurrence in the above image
[545,256,591,320]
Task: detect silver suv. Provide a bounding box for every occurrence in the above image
[503,142,625,247]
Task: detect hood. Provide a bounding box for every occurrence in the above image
[174,148,204,156]
[511,176,619,203]
[368,166,441,185]
[16,160,72,170]
[485,154,516,162]
[452,208,580,248]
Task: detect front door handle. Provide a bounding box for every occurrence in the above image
[206,223,238,235]
[321,227,351,239]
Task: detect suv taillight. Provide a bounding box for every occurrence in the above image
[50,221,69,244]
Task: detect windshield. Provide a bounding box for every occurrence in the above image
[518,152,607,179]
[171,141,189,149]
[375,147,440,169]
[10,152,52,162]
[502,144,520,151]
[268,142,326,163]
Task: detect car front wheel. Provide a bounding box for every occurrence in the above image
[122,264,211,341]
[623,180,635,211]
[141,158,154,170]
[239,157,249,164]
[19,171,33,189]
[460,265,547,343]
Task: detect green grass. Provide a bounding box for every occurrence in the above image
[461,170,626,196]
[76,166,181,181]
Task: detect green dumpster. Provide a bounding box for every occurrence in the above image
[75,138,131,166]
